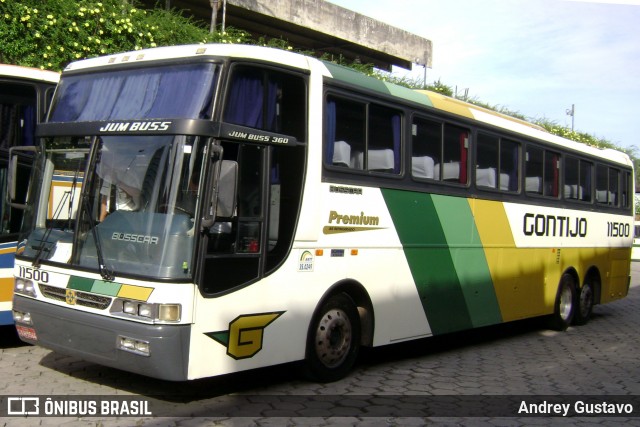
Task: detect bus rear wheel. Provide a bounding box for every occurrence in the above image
[547,273,576,331]
[573,280,595,325]
[303,293,361,382]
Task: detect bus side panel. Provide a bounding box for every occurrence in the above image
[0,242,17,325]
[381,190,503,335]
[472,199,556,321]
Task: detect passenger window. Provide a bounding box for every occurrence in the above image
[525,147,543,194]
[476,132,519,191]
[596,164,619,206]
[411,117,469,184]
[564,156,592,202]
[621,171,632,209]
[224,65,306,141]
[325,96,401,174]
[544,151,560,198]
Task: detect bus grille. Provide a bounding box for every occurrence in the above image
[39,284,112,310]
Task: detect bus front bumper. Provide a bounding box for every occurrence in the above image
[13,295,191,381]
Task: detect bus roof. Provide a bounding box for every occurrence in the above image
[61,44,313,74]
[59,44,631,168]
[0,64,59,84]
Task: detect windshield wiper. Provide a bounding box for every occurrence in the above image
[81,196,114,281]
[32,191,71,268]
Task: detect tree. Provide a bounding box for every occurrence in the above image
[0,0,253,71]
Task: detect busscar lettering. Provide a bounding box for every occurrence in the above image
[112,232,159,245]
[99,121,171,132]
[523,213,587,237]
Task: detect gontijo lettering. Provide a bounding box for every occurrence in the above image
[523,213,587,237]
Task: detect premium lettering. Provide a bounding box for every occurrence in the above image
[328,210,379,226]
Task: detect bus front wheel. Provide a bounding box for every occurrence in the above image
[548,273,576,331]
[303,293,361,382]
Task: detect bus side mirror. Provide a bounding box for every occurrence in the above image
[215,160,238,218]
[7,146,37,210]
[202,160,238,229]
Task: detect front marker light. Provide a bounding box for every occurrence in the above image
[158,304,181,322]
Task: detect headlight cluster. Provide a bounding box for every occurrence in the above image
[111,299,181,322]
[14,278,36,297]
[117,335,151,356]
[12,310,32,325]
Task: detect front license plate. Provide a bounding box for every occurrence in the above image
[16,325,38,341]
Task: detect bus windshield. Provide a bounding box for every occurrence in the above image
[20,134,206,280]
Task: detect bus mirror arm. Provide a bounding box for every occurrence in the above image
[202,160,238,230]
[7,146,38,210]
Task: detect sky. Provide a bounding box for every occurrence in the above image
[328,0,640,153]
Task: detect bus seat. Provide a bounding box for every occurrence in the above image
[368,149,395,171]
[596,190,614,204]
[500,173,510,190]
[476,167,496,188]
[564,185,585,199]
[412,156,435,179]
[351,150,363,169]
[434,162,460,181]
[332,140,351,167]
[526,176,542,193]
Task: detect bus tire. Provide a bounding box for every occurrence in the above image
[573,279,595,326]
[303,293,361,383]
[547,273,576,331]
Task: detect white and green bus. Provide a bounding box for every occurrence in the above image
[0,64,58,327]
[9,45,633,381]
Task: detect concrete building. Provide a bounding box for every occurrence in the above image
[140,0,432,71]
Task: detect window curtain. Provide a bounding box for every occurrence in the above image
[509,145,519,191]
[50,64,217,122]
[459,132,468,183]
[392,114,401,173]
[224,69,278,131]
[324,100,336,164]
[22,105,36,146]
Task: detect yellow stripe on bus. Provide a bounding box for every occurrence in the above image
[117,284,153,301]
[470,199,550,322]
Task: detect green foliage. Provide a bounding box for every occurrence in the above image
[0,0,253,71]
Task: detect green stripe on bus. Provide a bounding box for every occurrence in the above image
[431,195,502,328]
[382,190,502,334]
[68,276,94,292]
[382,189,472,334]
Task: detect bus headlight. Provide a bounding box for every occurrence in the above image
[112,299,181,323]
[14,278,36,297]
[138,303,154,319]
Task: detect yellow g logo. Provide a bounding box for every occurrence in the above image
[206,312,284,359]
[65,289,77,305]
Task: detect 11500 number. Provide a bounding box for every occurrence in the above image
[606,221,630,237]
[18,266,50,283]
